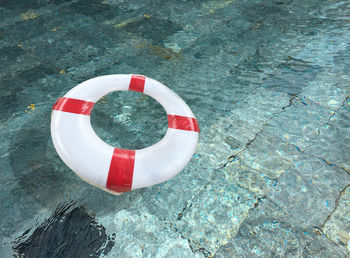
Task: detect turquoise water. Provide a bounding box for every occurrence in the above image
[0,0,349,257]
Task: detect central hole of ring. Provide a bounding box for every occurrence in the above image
[90,91,168,150]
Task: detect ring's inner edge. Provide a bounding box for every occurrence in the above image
[90,90,169,151]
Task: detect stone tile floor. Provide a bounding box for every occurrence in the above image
[0,0,349,257]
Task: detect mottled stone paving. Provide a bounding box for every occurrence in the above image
[0,0,349,257]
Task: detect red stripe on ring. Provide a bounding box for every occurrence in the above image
[106,148,135,193]
[52,97,94,115]
[129,75,146,93]
[168,115,200,132]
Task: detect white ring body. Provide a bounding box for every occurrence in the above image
[50,75,199,193]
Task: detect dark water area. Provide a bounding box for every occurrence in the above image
[13,202,114,257]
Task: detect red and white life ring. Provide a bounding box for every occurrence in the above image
[51,74,199,195]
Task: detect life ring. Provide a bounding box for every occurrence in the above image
[51,74,199,195]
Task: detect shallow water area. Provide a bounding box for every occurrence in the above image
[0,0,350,257]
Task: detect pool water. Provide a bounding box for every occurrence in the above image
[0,0,349,257]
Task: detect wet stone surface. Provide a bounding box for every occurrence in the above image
[214,197,349,257]
[0,0,350,257]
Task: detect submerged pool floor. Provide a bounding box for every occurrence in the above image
[0,0,349,257]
